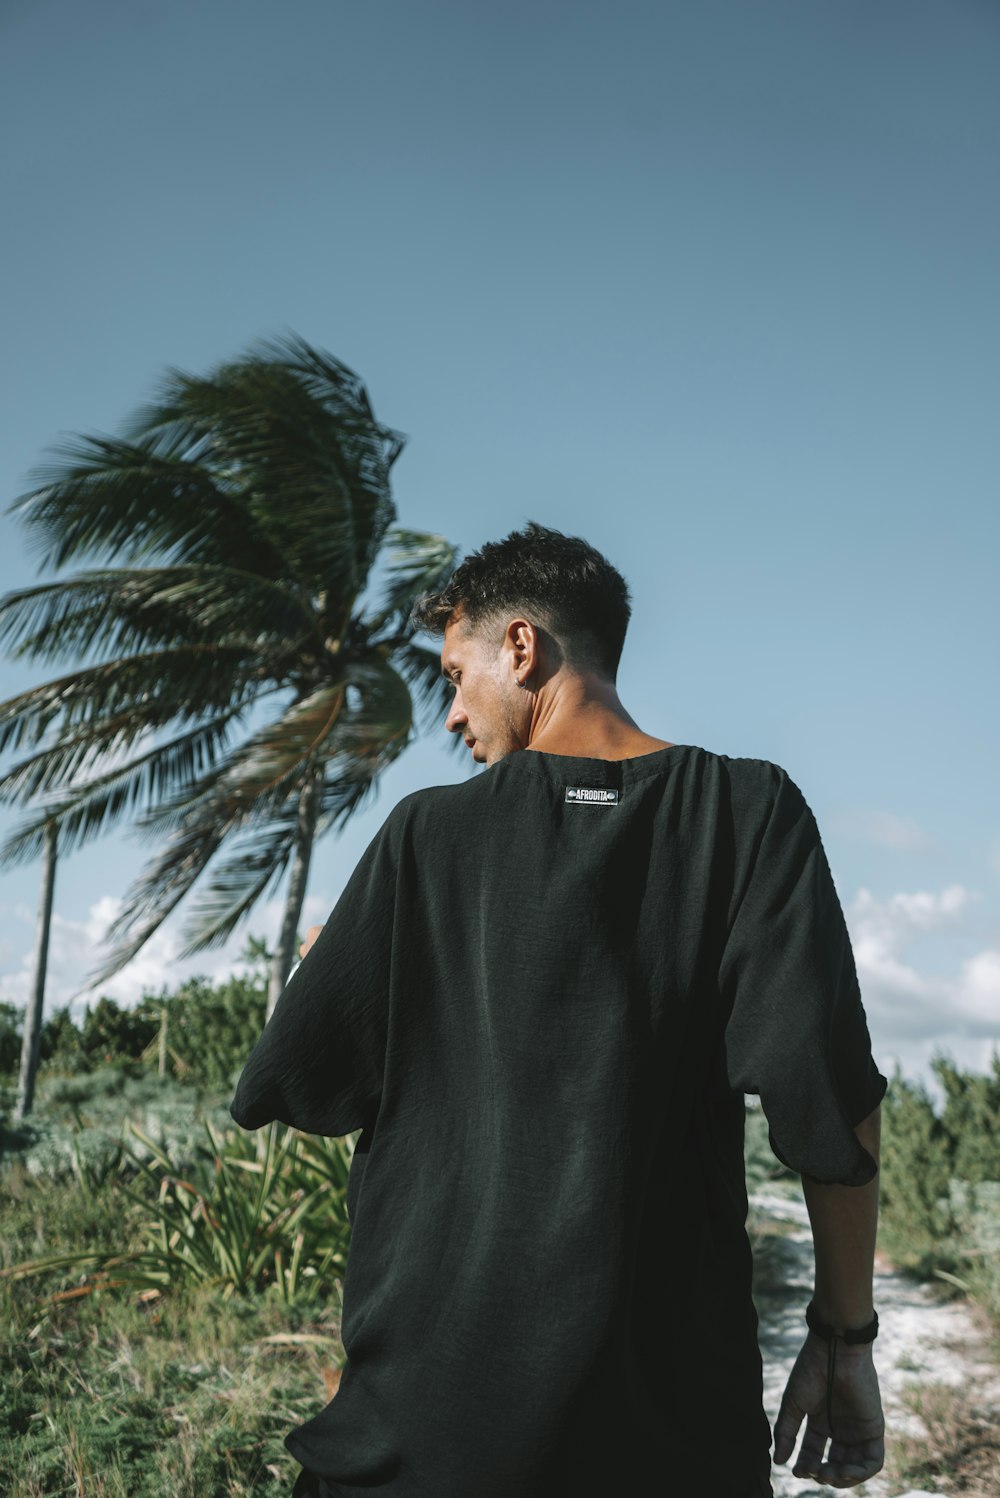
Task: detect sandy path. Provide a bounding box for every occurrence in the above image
[750,1187,1000,1498]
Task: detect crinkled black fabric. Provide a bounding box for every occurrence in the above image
[231,744,887,1498]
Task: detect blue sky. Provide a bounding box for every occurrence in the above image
[0,0,997,1085]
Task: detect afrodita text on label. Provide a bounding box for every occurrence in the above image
[565,786,620,805]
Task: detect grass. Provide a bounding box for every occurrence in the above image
[883,1380,1000,1496]
[0,1075,356,1496]
[0,1158,349,1498]
[1,1266,347,1496]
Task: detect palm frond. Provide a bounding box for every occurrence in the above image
[0,567,316,665]
[80,681,355,985]
[311,657,416,832]
[0,644,266,755]
[313,740,406,835]
[248,332,407,472]
[2,333,458,992]
[366,527,459,636]
[167,804,307,956]
[170,654,418,955]
[114,338,403,603]
[0,712,242,867]
[9,435,288,576]
[86,658,416,982]
[133,680,351,837]
[77,816,232,993]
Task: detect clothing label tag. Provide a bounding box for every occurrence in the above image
[565,786,619,805]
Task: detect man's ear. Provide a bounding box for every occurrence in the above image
[505,618,539,680]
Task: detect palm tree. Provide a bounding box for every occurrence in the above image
[0,334,461,1056]
[11,816,57,1123]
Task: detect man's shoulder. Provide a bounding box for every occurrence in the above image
[378,776,480,832]
[709,753,812,834]
[382,750,800,829]
[712,750,788,796]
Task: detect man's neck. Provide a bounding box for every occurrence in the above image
[522,675,673,761]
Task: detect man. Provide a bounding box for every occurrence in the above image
[231,522,887,1497]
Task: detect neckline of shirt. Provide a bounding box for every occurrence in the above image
[497,741,701,788]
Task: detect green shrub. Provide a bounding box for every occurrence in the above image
[30,936,271,1092]
[878,1053,1000,1277]
[2,1118,356,1306]
[1,1066,237,1183]
[935,1053,1000,1184]
[36,1001,84,1070]
[879,1066,960,1273]
[0,1002,21,1078]
[134,967,267,1091]
[80,996,160,1068]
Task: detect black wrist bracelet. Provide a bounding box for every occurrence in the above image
[805,1300,879,1344]
[805,1301,878,1442]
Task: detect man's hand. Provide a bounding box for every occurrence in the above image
[773,1334,885,1488]
[299,924,324,960]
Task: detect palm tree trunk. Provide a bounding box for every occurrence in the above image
[267,766,324,1022]
[13,818,58,1124]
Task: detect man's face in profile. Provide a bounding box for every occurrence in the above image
[440,610,526,767]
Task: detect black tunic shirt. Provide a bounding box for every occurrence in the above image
[230,743,887,1498]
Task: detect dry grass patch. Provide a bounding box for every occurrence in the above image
[885,1380,1000,1496]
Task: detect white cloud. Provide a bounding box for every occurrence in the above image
[848,883,1000,1063]
[0,889,333,1023]
[958,947,1000,1025]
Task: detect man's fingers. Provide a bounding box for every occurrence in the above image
[790,1421,827,1479]
[828,1435,884,1468]
[815,1456,884,1488]
[772,1396,805,1466]
[815,1436,884,1489]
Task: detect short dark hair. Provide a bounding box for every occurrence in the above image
[410,521,632,680]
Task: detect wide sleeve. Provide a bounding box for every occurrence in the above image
[718,762,887,1186]
[229,801,404,1139]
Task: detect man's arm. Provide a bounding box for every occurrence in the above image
[229,804,402,1137]
[772,1105,885,1488]
[804,1104,880,1330]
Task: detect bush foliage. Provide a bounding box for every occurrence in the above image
[2,936,270,1094]
[879,1053,1000,1273]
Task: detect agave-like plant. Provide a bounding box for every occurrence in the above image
[0,1117,357,1304]
[0,334,461,1026]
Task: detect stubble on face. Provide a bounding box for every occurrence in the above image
[490,666,528,763]
[446,613,531,767]
[470,640,523,765]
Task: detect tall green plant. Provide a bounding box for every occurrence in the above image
[1,1118,356,1303]
[934,1053,1000,1184]
[879,1068,958,1272]
[878,1054,1000,1280]
[0,335,461,1037]
[132,968,269,1088]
